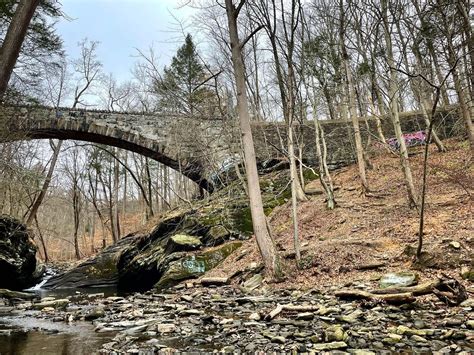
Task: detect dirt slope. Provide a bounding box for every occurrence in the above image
[209,138,473,291]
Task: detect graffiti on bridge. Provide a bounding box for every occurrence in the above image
[383,131,428,151]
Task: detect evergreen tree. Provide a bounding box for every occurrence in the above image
[0,0,63,98]
[155,34,215,115]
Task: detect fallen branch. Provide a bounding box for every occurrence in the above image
[355,262,386,271]
[335,277,465,306]
[334,290,416,304]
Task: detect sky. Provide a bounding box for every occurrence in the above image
[56,0,196,81]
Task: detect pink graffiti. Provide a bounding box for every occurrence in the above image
[377,131,427,151]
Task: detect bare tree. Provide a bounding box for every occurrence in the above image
[225,0,282,280]
[380,0,418,208]
[339,0,369,193]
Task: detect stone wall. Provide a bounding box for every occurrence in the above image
[251,106,461,167]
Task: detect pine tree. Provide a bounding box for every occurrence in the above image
[155,34,215,115]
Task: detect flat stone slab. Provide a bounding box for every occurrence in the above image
[379,272,418,289]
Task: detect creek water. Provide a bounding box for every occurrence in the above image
[0,286,119,355]
[0,315,113,355]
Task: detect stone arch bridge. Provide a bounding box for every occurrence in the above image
[0,105,459,192]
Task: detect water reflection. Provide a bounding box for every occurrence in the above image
[32,286,120,299]
[0,317,113,355]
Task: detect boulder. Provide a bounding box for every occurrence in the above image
[0,215,40,290]
[155,241,242,290]
[43,235,134,289]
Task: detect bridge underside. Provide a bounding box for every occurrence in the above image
[7,129,214,193]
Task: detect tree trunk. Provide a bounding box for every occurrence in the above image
[340,0,369,193]
[34,216,48,263]
[25,140,62,226]
[0,0,41,97]
[225,0,282,280]
[382,0,418,208]
[112,152,121,239]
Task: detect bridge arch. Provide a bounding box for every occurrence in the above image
[1,106,214,192]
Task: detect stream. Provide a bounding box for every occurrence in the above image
[0,315,112,355]
[0,282,120,355]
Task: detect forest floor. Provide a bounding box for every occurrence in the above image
[208,137,473,291]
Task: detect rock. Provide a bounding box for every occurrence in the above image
[379,272,418,288]
[166,234,202,253]
[221,345,236,352]
[206,225,229,243]
[466,320,474,329]
[410,334,427,342]
[84,307,105,320]
[271,336,286,344]
[240,274,263,293]
[460,298,474,307]
[339,310,363,323]
[383,334,402,344]
[31,299,69,310]
[249,312,261,321]
[312,341,348,351]
[449,241,461,249]
[43,235,134,289]
[157,323,176,333]
[318,306,339,316]
[395,325,427,336]
[460,266,474,281]
[155,241,241,290]
[324,325,347,342]
[0,216,40,290]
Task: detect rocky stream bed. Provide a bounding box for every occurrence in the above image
[1,279,473,354]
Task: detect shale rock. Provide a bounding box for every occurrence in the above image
[0,215,40,290]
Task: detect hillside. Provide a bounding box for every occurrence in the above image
[208,138,473,291]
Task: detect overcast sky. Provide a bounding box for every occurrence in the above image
[57,0,195,81]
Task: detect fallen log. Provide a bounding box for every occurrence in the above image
[334,290,416,304]
[355,262,386,270]
[200,277,229,286]
[371,279,441,296]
